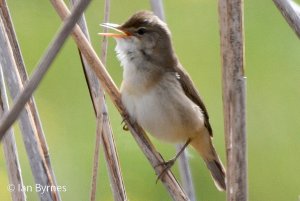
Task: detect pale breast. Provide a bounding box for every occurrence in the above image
[121,74,205,143]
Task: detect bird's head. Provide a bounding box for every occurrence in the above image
[99,11,177,68]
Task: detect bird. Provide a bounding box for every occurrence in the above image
[99,10,226,191]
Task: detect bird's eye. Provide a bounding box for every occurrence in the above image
[136,27,147,35]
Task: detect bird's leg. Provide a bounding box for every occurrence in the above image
[155,138,191,182]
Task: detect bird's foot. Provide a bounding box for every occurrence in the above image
[121,118,129,131]
[154,139,191,183]
[121,113,132,131]
[155,158,176,183]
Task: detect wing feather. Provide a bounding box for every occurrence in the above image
[174,64,213,137]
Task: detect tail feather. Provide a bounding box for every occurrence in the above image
[205,158,226,191]
[190,132,226,191]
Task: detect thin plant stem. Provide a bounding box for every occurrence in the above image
[0,67,26,201]
[90,111,104,201]
[273,0,300,39]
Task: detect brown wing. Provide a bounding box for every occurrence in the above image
[174,64,213,137]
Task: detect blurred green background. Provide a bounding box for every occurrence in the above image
[1,0,300,201]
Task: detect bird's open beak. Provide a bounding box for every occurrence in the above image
[98,23,129,38]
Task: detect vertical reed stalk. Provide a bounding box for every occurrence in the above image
[218,0,247,200]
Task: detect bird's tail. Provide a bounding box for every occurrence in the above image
[191,133,226,191]
[204,155,226,191]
